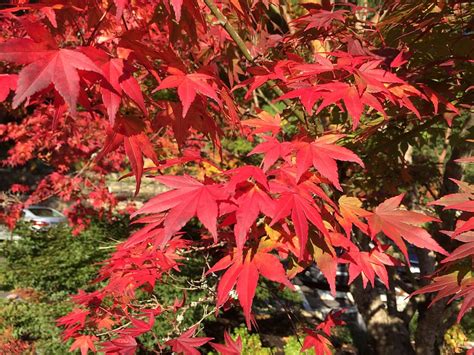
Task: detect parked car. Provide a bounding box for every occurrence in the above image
[22,206,67,230]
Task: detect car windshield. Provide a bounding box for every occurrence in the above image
[29,208,61,217]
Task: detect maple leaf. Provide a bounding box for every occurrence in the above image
[301,330,332,355]
[224,165,270,192]
[0,74,17,103]
[57,308,90,330]
[231,184,275,249]
[208,250,294,328]
[317,310,345,335]
[366,194,447,262]
[277,85,324,115]
[101,58,147,124]
[239,66,283,100]
[314,82,386,129]
[336,195,370,236]
[135,175,228,243]
[96,316,115,330]
[293,134,364,190]
[97,116,159,195]
[210,331,242,355]
[155,68,220,117]
[165,326,213,355]
[69,335,97,355]
[170,0,184,22]
[309,235,337,294]
[271,190,328,258]
[119,311,155,337]
[412,271,474,322]
[0,38,103,115]
[101,335,137,355]
[344,245,399,288]
[441,235,474,264]
[242,110,282,136]
[301,310,344,354]
[0,38,53,65]
[295,9,348,31]
[429,180,474,214]
[248,136,291,172]
[390,50,409,68]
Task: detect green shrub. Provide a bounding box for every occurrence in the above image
[0,217,129,353]
[0,217,129,297]
[0,299,72,354]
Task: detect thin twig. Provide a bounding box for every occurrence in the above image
[87,3,113,46]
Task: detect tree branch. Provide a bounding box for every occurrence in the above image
[202,0,306,121]
[202,0,254,62]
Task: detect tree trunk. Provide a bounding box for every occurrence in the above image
[351,280,415,355]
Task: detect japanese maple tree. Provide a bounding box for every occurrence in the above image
[0,0,472,354]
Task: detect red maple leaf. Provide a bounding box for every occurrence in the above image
[248,136,291,172]
[344,244,399,288]
[69,335,97,355]
[155,68,220,117]
[277,85,324,115]
[293,134,364,189]
[301,310,344,354]
[336,195,370,237]
[242,110,282,136]
[210,331,242,355]
[429,179,474,215]
[101,335,137,354]
[295,9,348,31]
[412,271,474,322]
[119,311,155,337]
[96,116,159,195]
[314,82,386,129]
[101,58,147,124]
[114,0,129,18]
[135,175,228,243]
[0,34,102,115]
[308,235,338,294]
[165,326,213,355]
[301,330,332,355]
[231,184,275,249]
[208,249,294,328]
[271,188,328,259]
[367,194,447,262]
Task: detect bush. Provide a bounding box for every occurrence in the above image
[0,217,129,352]
[0,217,129,296]
[0,299,71,354]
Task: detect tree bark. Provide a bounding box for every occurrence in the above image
[351,279,415,355]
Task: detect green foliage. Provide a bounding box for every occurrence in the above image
[0,299,71,353]
[0,217,128,352]
[138,252,215,348]
[0,217,129,296]
[222,136,254,157]
[232,327,274,355]
[283,335,314,355]
[208,327,319,355]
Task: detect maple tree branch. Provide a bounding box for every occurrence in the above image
[202,0,254,62]
[203,0,305,121]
